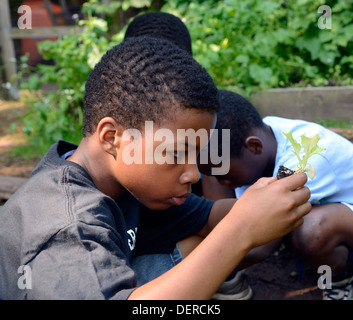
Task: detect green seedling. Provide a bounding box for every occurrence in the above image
[282,132,326,180]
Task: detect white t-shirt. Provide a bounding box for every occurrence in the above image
[236,116,353,206]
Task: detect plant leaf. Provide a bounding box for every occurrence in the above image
[305,163,316,180]
[282,131,305,169]
[283,131,301,156]
[309,145,326,157]
[301,134,317,155]
[301,134,326,158]
[283,132,325,179]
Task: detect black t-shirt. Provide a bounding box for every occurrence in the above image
[0,141,213,299]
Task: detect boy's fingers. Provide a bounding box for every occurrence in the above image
[297,186,311,203]
[277,172,308,191]
[251,176,277,189]
[292,201,312,228]
[297,201,312,218]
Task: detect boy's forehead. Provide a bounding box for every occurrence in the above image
[138,109,216,148]
[159,109,215,131]
[159,108,216,129]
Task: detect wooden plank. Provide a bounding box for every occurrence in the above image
[0,0,17,85]
[0,175,27,200]
[10,25,84,39]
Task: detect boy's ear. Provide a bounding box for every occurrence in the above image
[244,136,263,154]
[97,117,124,157]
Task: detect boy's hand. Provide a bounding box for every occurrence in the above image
[230,173,311,248]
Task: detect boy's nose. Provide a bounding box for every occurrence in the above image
[180,164,200,185]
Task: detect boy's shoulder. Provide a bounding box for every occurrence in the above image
[263,116,349,148]
[263,116,352,148]
[1,140,132,250]
[30,140,80,177]
[23,141,133,227]
[263,116,315,132]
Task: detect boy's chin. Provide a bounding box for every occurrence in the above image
[141,199,173,211]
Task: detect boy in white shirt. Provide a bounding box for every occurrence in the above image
[200,89,353,300]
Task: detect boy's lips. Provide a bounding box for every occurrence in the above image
[171,192,191,206]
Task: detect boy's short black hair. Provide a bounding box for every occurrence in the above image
[82,37,218,136]
[216,90,264,157]
[124,12,192,55]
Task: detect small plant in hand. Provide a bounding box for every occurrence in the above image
[277,132,326,180]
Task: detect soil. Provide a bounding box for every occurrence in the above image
[0,94,41,179]
[276,165,295,180]
[247,247,323,300]
[1,94,353,300]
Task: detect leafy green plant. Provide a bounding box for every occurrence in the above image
[162,0,353,97]
[82,0,153,13]
[282,132,326,180]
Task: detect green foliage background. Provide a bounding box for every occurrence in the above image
[164,0,353,95]
[17,0,353,156]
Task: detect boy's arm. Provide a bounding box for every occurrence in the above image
[197,197,236,237]
[128,173,311,299]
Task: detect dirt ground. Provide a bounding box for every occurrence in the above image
[1,94,353,300]
[247,247,322,300]
[0,94,41,179]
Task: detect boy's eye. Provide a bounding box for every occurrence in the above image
[168,150,186,162]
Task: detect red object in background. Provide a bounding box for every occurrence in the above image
[21,0,65,66]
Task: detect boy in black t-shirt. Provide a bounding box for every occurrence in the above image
[0,37,311,299]
[123,12,247,299]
